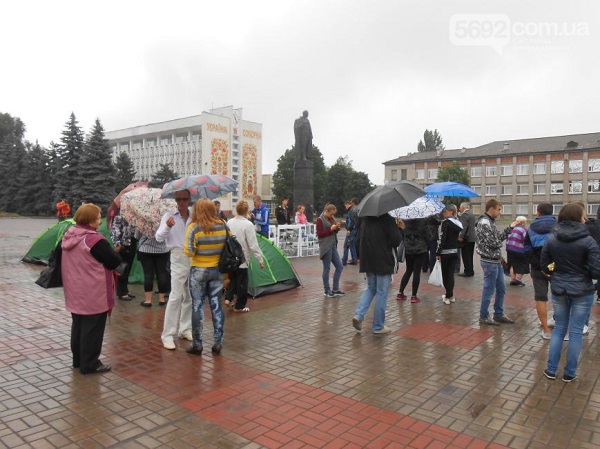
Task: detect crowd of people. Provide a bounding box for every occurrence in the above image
[60,193,600,383]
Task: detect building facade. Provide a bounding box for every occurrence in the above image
[105,106,262,211]
[384,132,600,217]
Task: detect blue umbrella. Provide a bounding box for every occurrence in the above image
[425,182,479,197]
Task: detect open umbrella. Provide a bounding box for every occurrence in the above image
[358,181,426,217]
[425,182,479,197]
[161,174,238,201]
[389,196,445,220]
[107,181,149,229]
[120,188,176,238]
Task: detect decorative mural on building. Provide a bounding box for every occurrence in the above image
[210,139,229,175]
[242,143,257,197]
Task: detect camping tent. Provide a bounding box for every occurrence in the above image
[247,234,301,297]
[21,219,144,284]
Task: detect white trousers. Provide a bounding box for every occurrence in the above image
[161,249,192,342]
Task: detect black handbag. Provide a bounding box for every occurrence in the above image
[218,230,245,274]
[35,242,63,288]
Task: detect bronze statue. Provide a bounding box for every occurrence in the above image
[294,110,313,161]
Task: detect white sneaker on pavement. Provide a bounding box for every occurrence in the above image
[583,325,589,335]
[442,295,450,305]
[373,326,392,334]
[162,339,176,350]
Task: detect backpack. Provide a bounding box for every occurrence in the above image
[218,230,246,273]
[35,241,63,288]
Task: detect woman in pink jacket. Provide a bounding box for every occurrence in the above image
[61,204,122,374]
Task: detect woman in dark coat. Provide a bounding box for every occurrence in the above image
[437,205,463,305]
[541,203,600,382]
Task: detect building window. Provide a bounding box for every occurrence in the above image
[516,184,529,195]
[552,204,562,215]
[533,162,546,174]
[471,185,481,195]
[569,181,583,194]
[132,141,142,150]
[551,182,563,194]
[471,167,482,178]
[160,137,171,145]
[486,166,497,176]
[120,143,129,151]
[500,165,513,176]
[485,185,497,195]
[588,204,600,216]
[502,204,512,215]
[533,183,546,194]
[516,204,529,215]
[428,168,438,180]
[589,159,600,172]
[569,160,583,173]
[401,169,407,180]
[588,180,600,193]
[415,169,425,179]
[391,169,397,181]
[501,185,512,195]
[516,164,529,175]
[191,133,201,141]
[551,161,564,174]
[175,134,187,143]
[146,138,156,147]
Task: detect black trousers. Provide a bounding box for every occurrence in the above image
[440,253,459,298]
[225,267,250,309]
[71,312,107,373]
[137,251,170,293]
[461,242,475,275]
[116,242,137,296]
[400,252,427,296]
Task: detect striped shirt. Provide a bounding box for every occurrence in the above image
[184,222,227,267]
[506,225,527,253]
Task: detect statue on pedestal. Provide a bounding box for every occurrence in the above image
[293,110,313,161]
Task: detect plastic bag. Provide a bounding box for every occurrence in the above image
[428,260,443,287]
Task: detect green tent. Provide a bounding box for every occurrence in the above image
[21,219,144,284]
[247,234,301,297]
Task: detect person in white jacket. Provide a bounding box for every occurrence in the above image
[224,200,265,312]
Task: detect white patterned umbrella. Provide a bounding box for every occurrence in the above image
[389,196,445,220]
[120,188,176,238]
[161,174,238,201]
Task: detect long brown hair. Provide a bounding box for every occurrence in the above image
[191,198,223,232]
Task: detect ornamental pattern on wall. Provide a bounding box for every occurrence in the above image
[210,139,229,175]
[242,143,257,197]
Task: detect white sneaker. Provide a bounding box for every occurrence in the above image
[179,331,193,341]
[449,296,456,303]
[373,326,392,334]
[583,325,589,335]
[442,295,450,305]
[162,340,176,350]
[564,334,569,341]
[541,331,551,340]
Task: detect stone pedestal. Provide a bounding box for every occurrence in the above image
[293,159,314,223]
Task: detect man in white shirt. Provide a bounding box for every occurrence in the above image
[155,190,193,349]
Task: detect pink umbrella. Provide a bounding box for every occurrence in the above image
[107,181,149,229]
[161,174,238,201]
[120,188,176,238]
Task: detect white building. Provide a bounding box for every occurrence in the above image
[106,106,263,211]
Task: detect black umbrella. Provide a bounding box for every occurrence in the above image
[358,181,426,217]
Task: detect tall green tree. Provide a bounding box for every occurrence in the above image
[417,129,444,152]
[436,162,471,206]
[53,113,85,205]
[77,119,117,212]
[115,151,136,191]
[149,163,178,188]
[325,156,373,216]
[15,141,53,215]
[0,113,27,213]
[272,145,327,213]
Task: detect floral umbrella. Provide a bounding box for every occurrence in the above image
[161,174,238,201]
[389,196,445,220]
[120,188,176,238]
[107,181,149,229]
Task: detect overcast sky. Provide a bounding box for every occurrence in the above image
[3,0,599,185]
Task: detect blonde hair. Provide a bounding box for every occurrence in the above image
[74,203,101,225]
[323,203,337,214]
[516,216,527,224]
[191,198,222,232]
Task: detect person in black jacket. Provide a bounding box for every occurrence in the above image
[437,205,463,305]
[541,203,600,382]
[275,197,292,225]
[352,214,402,334]
[397,217,435,303]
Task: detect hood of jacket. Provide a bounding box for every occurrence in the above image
[529,215,556,235]
[62,225,102,251]
[553,221,589,243]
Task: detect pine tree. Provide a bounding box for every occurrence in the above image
[15,141,53,215]
[78,118,117,212]
[115,151,136,191]
[149,163,178,188]
[53,113,84,205]
[0,113,27,213]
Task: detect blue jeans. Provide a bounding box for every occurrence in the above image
[547,293,594,377]
[354,273,392,332]
[342,229,357,264]
[480,261,506,319]
[189,266,224,348]
[321,247,343,293]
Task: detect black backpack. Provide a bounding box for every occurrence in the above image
[218,230,245,273]
[35,241,63,288]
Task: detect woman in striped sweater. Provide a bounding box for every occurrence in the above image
[184,199,228,356]
[506,216,529,286]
